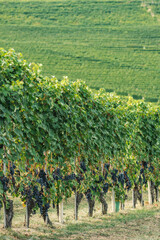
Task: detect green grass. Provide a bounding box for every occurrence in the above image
[0,192,160,240]
[0,0,160,102]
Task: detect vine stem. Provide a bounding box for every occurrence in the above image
[26,201,29,228]
[3,193,7,228]
[25,145,30,228]
[101,160,104,214]
[74,157,77,220]
[44,151,49,224]
[132,189,136,208]
[74,191,78,220]
[141,184,144,206]
[3,146,7,228]
[156,188,159,202]
[112,188,116,213]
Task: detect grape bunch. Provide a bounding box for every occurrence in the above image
[111,169,118,184]
[85,189,92,200]
[0,175,9,192]
[118,173,125,187]
[80,161,87,173]
[124,171,132,190]
[103,183,109,193]
[53,168,62,180]
[139,168,147,185]
[38,169,50,189]
[63,173,76,181]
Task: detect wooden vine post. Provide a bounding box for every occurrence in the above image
[121,202,124,210]
[148,180,152,205]
[157,188,159,202]
[59,200,64,224]
[26,201,29,228]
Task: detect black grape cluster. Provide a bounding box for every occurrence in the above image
[37,170,53,217]
[149,166,154,173]
[138,161,152,186]
[118,173,125,187]
[0,175,9,192]
[85,189,92,200]
[38,169,50,189]
[91,186,97,192]
[75,174,84,184]
[95,175,103,184]
[142,161,148,169]
[87,165,110,196]
[139,168,147,185]
[52,168,62,180]
[124,171,132,190]
[63,173,76,181]
[91,169,103,193]
[110,168,132,191]
[102,164,110,194]
[80,161,87,173]
[111,169,131,191]
[111,169,118,184]
[53,168,77,182]
[74,161,86,183]
[0,200,2,209]
[103,183,109,193]
[104,163,110,179]
[9,164,16,188]
[21,185,32,200]
[18,168,51,218]
[9,164,16,176]
[89,167,109,196]
[32,185,45,216]
[21,181,50,218]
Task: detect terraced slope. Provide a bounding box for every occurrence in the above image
[0,0,160,102]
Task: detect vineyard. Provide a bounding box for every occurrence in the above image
[0,49,160,236]
[0,0,160,102]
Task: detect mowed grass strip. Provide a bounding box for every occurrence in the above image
[0,192,160,240]
[0,0,160,102]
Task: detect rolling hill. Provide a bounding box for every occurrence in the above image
[0,0,160,102]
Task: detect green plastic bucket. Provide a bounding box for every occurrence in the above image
[115,201,120,212]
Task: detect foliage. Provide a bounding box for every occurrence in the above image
[0,49,159,224]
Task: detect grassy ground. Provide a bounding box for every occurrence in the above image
[0,0,160,102]
[0,191,160,240]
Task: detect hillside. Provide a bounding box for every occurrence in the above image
[0,0,160,102]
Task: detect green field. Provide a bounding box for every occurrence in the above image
[0,0,160,102]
